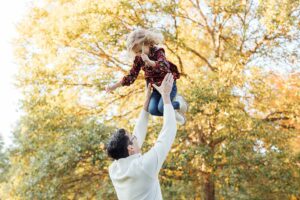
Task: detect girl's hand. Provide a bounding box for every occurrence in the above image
[105,80,122,94]
[141,42,153,66]
[105,84,116,93]
[141,53,151,63]
[141,53,156,67]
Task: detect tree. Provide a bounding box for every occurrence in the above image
[1,0,299,199]
[0,136,10,183]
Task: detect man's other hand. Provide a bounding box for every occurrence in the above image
[152,73,174,96]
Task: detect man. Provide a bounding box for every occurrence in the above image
[106,73,185,200]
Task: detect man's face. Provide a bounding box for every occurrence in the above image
[126,132,141,155]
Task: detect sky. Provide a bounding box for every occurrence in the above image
[0,0,33,149]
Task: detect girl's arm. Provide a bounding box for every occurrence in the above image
[105,56,142,93]
[105,79,123,93]
[120,58,142,86]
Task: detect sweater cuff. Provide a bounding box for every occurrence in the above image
[163,104,175,117]
[141,108,150,116]
[163,103,173,110]
[120,78,126,86]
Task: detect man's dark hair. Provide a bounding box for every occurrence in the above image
[106,128,130,160]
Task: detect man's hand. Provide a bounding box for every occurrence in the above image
[152,73,174,96]
[146,83,152,100]
[152,73,174,104]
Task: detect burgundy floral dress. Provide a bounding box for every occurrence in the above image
[121,46,180,87]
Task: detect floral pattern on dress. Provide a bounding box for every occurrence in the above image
[121,46,180,86]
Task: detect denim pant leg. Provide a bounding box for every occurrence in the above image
[148,89,162,116]
[157,82,180,114]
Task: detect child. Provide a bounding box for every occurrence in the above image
[105,28,188,125]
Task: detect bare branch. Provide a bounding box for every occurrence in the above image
[180,42,217,71]
[209,136,227,148]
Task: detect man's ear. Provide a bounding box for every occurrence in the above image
[127,145,134,154]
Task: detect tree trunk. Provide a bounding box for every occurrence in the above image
[204,173,215,200]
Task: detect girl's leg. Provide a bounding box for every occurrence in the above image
[146,80,161,116]
[148,89,163,116]
[157,81,180,114]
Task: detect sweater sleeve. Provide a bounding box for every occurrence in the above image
[132,108,150,149]
[140,104,177,177]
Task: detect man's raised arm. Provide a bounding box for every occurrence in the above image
[132,83,152,148]
[140,73,178,177]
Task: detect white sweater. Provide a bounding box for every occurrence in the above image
[108,104,177,200]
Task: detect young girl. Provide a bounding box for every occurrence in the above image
[105,28,188,125]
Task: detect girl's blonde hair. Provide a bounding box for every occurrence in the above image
[126,28,164,59]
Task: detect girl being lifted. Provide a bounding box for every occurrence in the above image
[105,28,188,125]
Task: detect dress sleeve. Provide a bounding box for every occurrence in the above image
[121,56,143,86]
[153,48,171,73]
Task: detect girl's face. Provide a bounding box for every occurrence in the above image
[133,43,151,56]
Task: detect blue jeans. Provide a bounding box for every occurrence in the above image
[147,80,180,116]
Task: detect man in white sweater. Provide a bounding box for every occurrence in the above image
[106,73,184,200]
